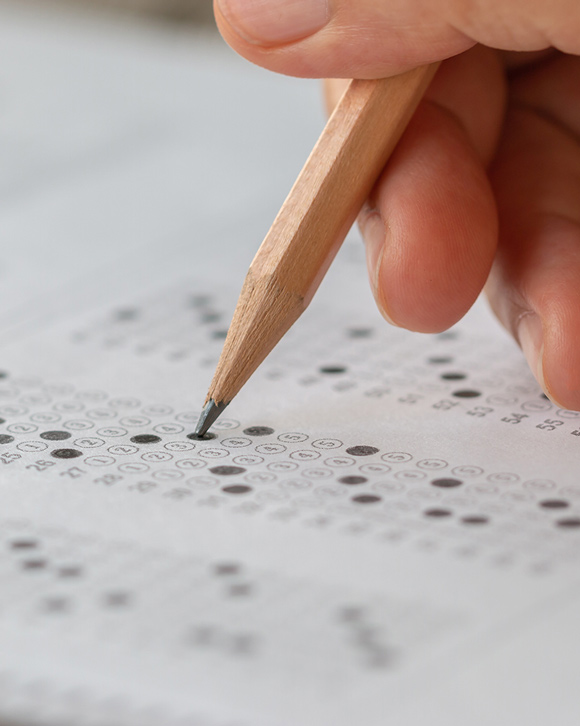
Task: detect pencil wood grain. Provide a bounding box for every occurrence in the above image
[205,64,439,407]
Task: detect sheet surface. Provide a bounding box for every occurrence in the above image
[1,4,579,725]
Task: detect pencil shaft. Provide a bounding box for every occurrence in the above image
[206,64,439,406]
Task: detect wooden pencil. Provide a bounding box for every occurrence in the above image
[195,64,440,435]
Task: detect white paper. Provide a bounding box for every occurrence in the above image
[1,4,580,725]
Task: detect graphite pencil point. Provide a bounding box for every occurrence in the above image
[194,399,228,437]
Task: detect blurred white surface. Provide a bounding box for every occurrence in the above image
[0,0,322,333]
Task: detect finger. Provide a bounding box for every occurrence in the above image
[359,47,504,332]
[486,54,580,409]
[325,47,503,160]
[500,49,557,71]
[213,0,580,79]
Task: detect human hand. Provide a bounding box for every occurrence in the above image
[214,0,580,410]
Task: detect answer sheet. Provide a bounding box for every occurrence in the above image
[1,4,580,725]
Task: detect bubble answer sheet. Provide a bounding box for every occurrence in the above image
[1,3,580,726]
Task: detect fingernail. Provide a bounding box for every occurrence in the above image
[518,312,546,392]
[218,0,331,45]
[359,210,397,326]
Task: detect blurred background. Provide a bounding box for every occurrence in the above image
[20,0,217,26]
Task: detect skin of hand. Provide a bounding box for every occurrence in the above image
[213,0,580,410]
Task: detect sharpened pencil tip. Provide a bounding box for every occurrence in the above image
[194,400,229,437]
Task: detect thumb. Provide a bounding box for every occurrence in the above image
[214,0,580,78]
